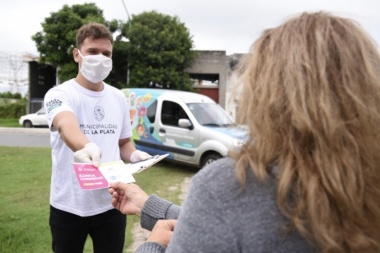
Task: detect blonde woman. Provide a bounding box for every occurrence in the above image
[110,11,380,253]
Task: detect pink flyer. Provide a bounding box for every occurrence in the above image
[73,163,109,190]
[72,155,168,190]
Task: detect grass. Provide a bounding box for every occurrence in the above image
[0,146,197,253]
[0,118,20,127]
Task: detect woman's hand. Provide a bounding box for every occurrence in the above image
[109,182,149,216]
[147,219,177,248]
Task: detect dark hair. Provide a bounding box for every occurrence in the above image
[76,22,113,49]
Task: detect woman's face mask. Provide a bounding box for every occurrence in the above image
[78,50,112,84]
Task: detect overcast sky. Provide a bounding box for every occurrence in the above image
[1,0,379,55]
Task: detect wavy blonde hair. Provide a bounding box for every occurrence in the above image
[232,12,380,253]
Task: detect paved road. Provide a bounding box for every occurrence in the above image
[0,127,50,148]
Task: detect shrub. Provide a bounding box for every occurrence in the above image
[0,98,27,118]
[0,92,22,99]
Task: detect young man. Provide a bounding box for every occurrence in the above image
[44,22,151,253]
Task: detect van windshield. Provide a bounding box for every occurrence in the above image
[187,103,235,127]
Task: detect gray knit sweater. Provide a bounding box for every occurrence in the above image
[136,157,315,253]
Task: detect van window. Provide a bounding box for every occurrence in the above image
[161,101,188,127]
[146,100,157,123]
[188,103,235,126]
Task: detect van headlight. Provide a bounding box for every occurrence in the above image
[232,138,245,147]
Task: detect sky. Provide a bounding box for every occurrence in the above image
[0,0,380,56]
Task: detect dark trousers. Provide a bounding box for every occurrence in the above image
[49,205,126,253]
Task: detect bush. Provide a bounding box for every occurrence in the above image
[0,98,27,118]
[0,92,22,99]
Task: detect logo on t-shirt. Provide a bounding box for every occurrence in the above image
[94,106,105,121]
[45,99,62,113]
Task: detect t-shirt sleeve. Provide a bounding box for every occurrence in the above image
[44,87,74,131]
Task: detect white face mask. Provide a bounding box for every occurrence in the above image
[78,50,112,84]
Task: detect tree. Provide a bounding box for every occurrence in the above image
[33,4,196,90]
[32,3,125,84]
[123,11,196,90]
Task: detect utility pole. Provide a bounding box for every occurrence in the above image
[121,0,132,86]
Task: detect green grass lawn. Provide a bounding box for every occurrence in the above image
[0,118,20,127]
[0,146,197,253]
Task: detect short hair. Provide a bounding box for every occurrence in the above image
[76,22,113,49]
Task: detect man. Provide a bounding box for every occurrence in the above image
[44,22,150,253]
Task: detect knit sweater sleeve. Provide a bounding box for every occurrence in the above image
[135,242,166,253]
[140,194,181,231]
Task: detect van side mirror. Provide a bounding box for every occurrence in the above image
[178,119,193,130]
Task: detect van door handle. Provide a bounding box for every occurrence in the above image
[150,126,154,134]
[159,128,166,133]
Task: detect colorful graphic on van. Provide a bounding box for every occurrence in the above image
[178,141,194,148]
[138,106,146,125]
[143,93,151,103]
[129,108,136,125]
[124,89,164,144]
[137,124,145,137]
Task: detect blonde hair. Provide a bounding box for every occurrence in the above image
[232,12,380,253]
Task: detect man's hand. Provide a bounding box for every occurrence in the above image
[109,182,149,216]
[73,142,102,167]
[147,220,177,248]
[130,150,151,163]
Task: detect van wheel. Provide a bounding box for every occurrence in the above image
[23,120,33,128]
[201,153,222,168]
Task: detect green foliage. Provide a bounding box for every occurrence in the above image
[59,61,79,83]
[0,94,27,118]
[32,4,196,90]
[126,11,196,90]
[0,98,26,118]
[0,92,22,99]
[109,38,129,89]
[0,146,196,253]
[32,3,108,82]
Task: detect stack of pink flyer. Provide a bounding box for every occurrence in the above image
[73,154,168,190]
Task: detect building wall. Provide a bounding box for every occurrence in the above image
[186,50,244,118]
[28,62,56,113]
[0,52,29,96]
[193,85,219,103]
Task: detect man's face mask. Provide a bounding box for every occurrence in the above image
[78,50,112,84]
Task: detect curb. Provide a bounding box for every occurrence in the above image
[0,127,50,134]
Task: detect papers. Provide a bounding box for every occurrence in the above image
[126,154,169,174]
[73,154,169,190]
[99,160,136,184]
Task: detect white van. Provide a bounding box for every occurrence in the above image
[122,88,247,168]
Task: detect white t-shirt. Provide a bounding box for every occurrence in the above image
[44,79,132,216]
